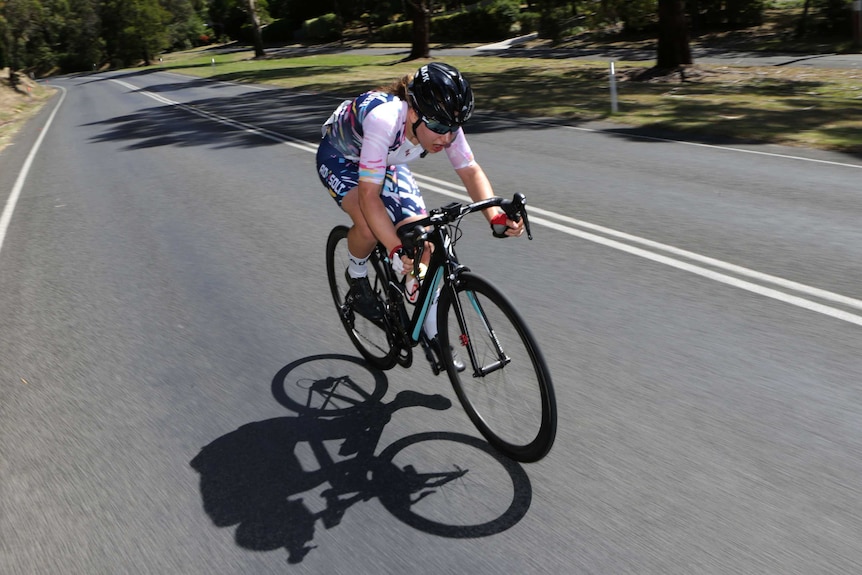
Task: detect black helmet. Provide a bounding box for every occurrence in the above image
[408,63,474,128]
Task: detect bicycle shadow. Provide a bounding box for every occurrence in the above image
[190,354,532,564]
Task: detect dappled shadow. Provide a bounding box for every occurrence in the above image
[77,64,861,157]
[206,65,356,86]
[607,74,862,156]
[479,46,657,61]
[83,86,334,150]
[80,74,578,152]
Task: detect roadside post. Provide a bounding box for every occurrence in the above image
[609,61,619,114]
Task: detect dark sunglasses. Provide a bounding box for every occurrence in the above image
[421,117,460,135]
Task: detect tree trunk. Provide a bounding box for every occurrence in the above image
[796,0,812,38]
[656,0,692,69]
[407,0,430,60]
[246,0,266,58]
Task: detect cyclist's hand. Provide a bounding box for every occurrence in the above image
[389,245,413,276]
[490,212,524,238]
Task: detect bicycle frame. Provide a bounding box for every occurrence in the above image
[384,194,532,373]
[397,223,461,344]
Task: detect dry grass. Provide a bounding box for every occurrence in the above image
[0,70,56,155]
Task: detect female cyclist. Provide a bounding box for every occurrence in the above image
[316,62,523,345]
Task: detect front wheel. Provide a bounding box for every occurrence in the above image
[438,273,556,462]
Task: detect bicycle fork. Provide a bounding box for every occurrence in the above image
[449,286,511,378]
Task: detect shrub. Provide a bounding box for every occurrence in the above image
[538,7,570,41]
[519,11,541,33]
[374,20,412,42]
[303,13,342,42]
[261,18,299,43]
[374,0,520,43]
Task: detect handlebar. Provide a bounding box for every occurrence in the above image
[398,193,533,251]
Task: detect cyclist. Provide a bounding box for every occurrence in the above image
[316,62,523,350]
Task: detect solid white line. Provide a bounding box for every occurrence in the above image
[530,205,862,311]
[113,76,862,327]
[411,173,862,326]
[0,86,67,259]
[415,171,862,311]
[535,216,862,327]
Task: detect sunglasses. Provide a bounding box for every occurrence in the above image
[421,117,460,135]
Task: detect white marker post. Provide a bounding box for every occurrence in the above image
[609,61,619,114]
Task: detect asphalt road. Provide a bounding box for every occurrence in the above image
[2,70,862,574]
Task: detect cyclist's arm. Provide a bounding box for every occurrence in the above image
[456,163,524,236]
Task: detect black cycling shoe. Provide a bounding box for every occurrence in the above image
[429,336,466,373]
[345,271,384,321]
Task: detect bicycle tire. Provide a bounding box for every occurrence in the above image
[326,226,401,370]
[437,273,556,462]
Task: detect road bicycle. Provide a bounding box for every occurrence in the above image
[325,193,556,462]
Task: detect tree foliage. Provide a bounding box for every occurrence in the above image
[1,0,211,72]
[0,0,844,75]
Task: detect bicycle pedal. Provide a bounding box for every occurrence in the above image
[422,345,443,376]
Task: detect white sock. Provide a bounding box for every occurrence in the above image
[423,288,441,340]
[347,251,368,279]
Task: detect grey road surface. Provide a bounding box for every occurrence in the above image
[2,70,862,574]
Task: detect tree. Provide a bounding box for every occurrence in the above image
[656,0,691,68]
[61,0,103,70]
[244,0,264,57]
[161,0,208,50]
[405,0,429,60]
[2,0,42,71]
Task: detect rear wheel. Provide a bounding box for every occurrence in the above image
[438,273,556,462]
[326,226,402,370]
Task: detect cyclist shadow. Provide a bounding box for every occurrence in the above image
[190,354,532,564]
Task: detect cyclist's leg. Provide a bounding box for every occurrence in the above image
[341,191,378,265]
[382,165,432,271]
[318,141,389,322]
[381,165,427,229]
[381,166,456,368]
[316,138,376,263]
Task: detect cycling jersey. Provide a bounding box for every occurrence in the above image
[322,91,476,186]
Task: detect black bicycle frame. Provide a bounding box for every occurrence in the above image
[392,222,462,344]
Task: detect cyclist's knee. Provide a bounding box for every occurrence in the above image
[353,224,376,246]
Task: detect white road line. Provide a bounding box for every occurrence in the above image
[114,78,862,326]
[24,77,862,328]
[0,86,67,258]
[411,174,862,326]
[412,172,862,312]
[556,124,862,170]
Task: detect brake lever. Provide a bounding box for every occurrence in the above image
[510,193,533,240]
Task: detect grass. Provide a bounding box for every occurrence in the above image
[157,47,862,154]
[0,73,57,154]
